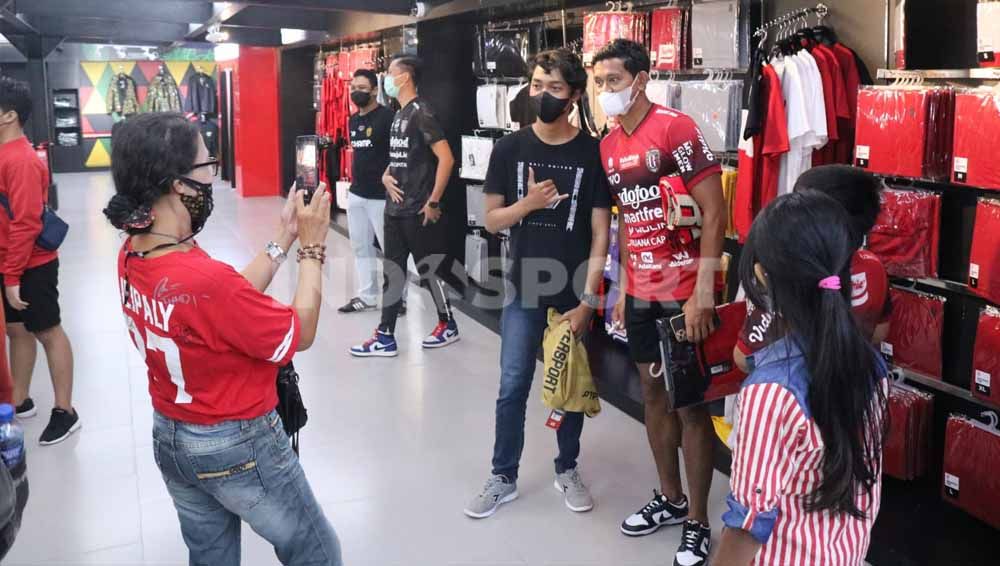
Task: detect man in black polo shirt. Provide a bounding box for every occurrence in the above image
[339,69,407,315]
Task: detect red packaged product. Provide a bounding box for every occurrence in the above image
[583,11,648,66]
[337,51,351,79]
[953,91,1000,190]
[942,414,1000,530]
[972,307,1000,406]
[884,384,935,480]
[651,7,685,71]
[854,87,953,180]
[969,198,1000,305]
[868,188,941,279]
[881,288,945,379]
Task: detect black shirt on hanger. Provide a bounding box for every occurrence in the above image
[484,127,611,308]
[349,105,393,200]
[386,97,447,217]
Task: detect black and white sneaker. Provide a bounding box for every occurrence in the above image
[621,490,689,536]
[15,398,37,419]
[39,408,81,446]
[338,297,376,314]
[673,520,711,566]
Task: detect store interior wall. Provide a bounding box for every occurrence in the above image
[278,46,318,194]
[768,0,890,71]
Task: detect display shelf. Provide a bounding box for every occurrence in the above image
[894,277,991,303]
[650,68,748,79]
[876,174,1000,196]
[877,68,1000,81]
[894,367,1000,413]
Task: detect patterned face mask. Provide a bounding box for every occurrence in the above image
[176,176,215,236]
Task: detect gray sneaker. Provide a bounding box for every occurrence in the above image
[554,468,594,513]
[464,475,518,519]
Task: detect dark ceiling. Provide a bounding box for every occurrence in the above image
[0,0,439,56]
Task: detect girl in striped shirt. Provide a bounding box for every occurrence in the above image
[714,192,889,566]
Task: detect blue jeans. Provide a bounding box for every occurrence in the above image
[491,300,584,481]
[153,410,342,566]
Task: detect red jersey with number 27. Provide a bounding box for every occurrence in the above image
[600,105,723,302]
[117,242,300,425]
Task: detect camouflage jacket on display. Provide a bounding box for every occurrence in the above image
[144,73,182,113]
[106,73,140,115]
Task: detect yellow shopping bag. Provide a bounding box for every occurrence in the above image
[541,308,601,417]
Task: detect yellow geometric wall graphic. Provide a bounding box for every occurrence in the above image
[192,62,217,76]
[85,139,112,168]
[81,61,110,87]
[107,61,137,77]
[82,89,107,114]
[166,61,192,85]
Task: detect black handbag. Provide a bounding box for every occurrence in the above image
[276,362,308,454]
[0,194,69,251]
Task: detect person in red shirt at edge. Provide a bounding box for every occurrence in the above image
[594,40,726,566]
[0,77,79,445]
[734,165,890,372]
[102,113,342,565]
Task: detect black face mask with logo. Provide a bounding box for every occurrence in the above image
[350,91,372,108]
[530,92,572,124]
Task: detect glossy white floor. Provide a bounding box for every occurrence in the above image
[6,172,729,566]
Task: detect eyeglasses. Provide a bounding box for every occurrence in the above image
[191,159,219,177]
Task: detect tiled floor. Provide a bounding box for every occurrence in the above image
[5,172,729,565]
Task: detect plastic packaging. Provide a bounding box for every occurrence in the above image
[678,80,744,152]
[868,188,941,279]
[690,0,740,69]
[881,288,946,379]
[854,86,954,181]
[465,232,488,286]
[972,307,1000,407]
[978,1,1000,67]
[884,384,934,480]
[474,29,530,79]
[582,11,648,66]
[656,301,748,410]
[942,415,1000,529]
[952,90,1000,190]
[968,198,1000,305]
[465,184,486,228]
[651,7,687,71]
[0,404,23,469]
[460,136,493,182]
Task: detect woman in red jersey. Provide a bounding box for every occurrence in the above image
[103,113,340,565]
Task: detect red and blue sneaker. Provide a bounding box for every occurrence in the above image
[422,320,460,349]
[350,330,398,358]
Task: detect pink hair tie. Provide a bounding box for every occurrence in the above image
[818,276,842,291]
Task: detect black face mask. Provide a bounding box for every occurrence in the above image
[530,92,571,124]
[176,177,215,238]
[350,91,373,108]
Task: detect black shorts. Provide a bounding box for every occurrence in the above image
[625,294,684,364]
[2,259,61,333]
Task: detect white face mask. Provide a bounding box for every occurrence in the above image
[598,75,638,117]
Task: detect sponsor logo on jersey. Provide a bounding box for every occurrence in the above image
[852,272,870,307]
[646,149,661,173]
[607,157,615,171]
[619,154,641,171]
[352,139,374,149]
[618,184,661,210]
[641,251,654,264]
[390,136,409,149]
[366,127,373,137]
[668,251,694,268]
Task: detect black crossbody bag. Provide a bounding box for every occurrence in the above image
[0,194,69,251]
[276,362,308,454]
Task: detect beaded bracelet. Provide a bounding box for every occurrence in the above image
[297,246,326,264]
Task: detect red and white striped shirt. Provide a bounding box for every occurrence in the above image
[724,338,887,566]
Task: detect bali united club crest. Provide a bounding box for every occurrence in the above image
[645,149,661,173]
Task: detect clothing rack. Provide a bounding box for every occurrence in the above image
[753,3,829,39]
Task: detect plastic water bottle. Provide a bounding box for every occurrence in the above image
[0,404,24,469]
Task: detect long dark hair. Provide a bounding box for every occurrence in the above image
[740,191,887,518]
[103,112,200,234]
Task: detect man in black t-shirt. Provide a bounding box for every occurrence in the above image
[338,69,408,315]
[463,49,611,519]
[350,56,458,357]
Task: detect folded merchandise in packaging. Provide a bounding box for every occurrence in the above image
[868,188,941,279]
[645,79,682,110]
[461,136,494,181]
[655,301,748,410]
[882,287,945,379]
[942,414,1000,529]
[582,11,648,66]
[854,86,954,181]
[690,0,746,69]
[651,6,687,71]
[477,84,504,129]
[678,80,744,152]
[474,28,530,78]
[465,231,489,286]
[465,184,487,227]
[972,307,1000,406]
[978,0,1000,67]
[884,383,934,480]
[952,89,1000,190]
[968,198,1000,305]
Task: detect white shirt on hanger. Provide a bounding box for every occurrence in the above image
[774,56,811,196]
[797,50,828,151]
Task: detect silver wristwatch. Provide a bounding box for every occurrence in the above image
[265,241,287,265]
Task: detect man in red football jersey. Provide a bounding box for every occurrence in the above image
[594,39,725,566]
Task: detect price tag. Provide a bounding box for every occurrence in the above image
[486,61,497,71]
[693,47,704,67]
[975,370,992,397]
[944,473,960,498]
[545,410,565,430]
[970,262,981,288]
[954,157,969,183]
[855,145,871,168]
[880,342,894,365]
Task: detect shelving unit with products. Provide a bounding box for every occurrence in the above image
[50,89,86,173]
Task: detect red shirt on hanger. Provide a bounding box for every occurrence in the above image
[809,46,839,167]
[735,64,789,242]
[832,43,863,164]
